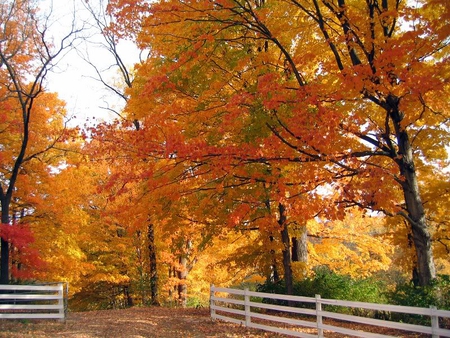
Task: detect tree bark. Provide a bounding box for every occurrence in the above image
[389,102,436,286]
[0,200,10,284]
[278,203,294,297]
[268,234,280,283]
[0,239,9,285]
[177,255,188,307]
[147,224,159,305]
[292,224,308,279]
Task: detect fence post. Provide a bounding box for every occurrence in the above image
[64,282,69,318]
[430,306,439,338]
[58,283,65,322]
[316,294,324,338]
[210,285,216,320]
[244,288,251,327]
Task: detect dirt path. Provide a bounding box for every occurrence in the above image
[0,306,429,337]
[0,307,287,337]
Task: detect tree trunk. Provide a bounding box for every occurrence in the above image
[0,201,10,284]
[168,266,175,300]
[0,238,9,285]
[292,224,308,280]
[278,203,294,298]
[269,235,280,283]
[177,255,187,307]
[390,101,436,286]
[292,225,308,264]
[147,224,159,305]
[124,285,133,307]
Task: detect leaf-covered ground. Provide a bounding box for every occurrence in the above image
[0,307,288,337]
[0,307,428,337]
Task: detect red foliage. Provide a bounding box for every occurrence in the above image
[0,223,44,279]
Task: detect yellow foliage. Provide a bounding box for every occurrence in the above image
[308,209,393,278]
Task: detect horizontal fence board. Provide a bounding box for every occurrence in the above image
[320,323,396,338]
[250,311,317,329]
[435,309,450,317]
[211,287,246,296]
[248,300,316,316]
[248,321,316,338]
[0,285,62,292]
[212,313,244,325]
[0,304,62,310]
[246,290,315,304]
[435,328,450,336]
[211,287,316,304]
[0,313,64,319]
[321,310,433,335]
[0,294,60,300]
[211,296,244,306]
[320,298,433,316]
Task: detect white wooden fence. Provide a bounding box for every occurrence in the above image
[210,285,450,338]
[0,283,67,320]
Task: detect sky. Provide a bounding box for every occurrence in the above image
[43,0,140,128]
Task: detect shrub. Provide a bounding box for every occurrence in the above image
[256,267,387,315]
[386,274,450,326]
[256,271,450,326]
[186,296,208,308]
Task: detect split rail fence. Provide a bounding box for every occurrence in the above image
[210,285,450,338]
[0,283,67,320]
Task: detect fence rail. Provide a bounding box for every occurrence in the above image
[0,283,67,320]
[210,285,450,338]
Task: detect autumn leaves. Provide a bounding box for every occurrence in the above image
[119,0,449,288]
[0,0,448,308]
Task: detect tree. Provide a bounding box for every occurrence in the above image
[118,0,449,286]
[28,148,97,292]
[81,0,164,304]
[0,0,80,284]
[5,92,81,281]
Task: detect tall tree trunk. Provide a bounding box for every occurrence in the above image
[269,234,280,283]
[291,224,308,279]
[168,266,175,300]
[0,239,8,285]
[278,203,294,297]
[0,201,10,284]
[177,255,187,307]
[292,225,308,263]
[390,100,436,286]
[124,285,133,307]
[147,224,159,305]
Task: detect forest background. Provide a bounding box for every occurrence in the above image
[0,0,449,312]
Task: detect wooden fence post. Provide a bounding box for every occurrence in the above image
[430,306,439,338]
[64,283,69,318]
[244,288,251,327]
[316,294,324,338]
[58,283,65,322]
[210,285,216,320]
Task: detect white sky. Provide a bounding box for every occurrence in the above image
[42,0,140,128]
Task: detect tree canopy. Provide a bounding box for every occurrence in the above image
[0,0,448,309]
